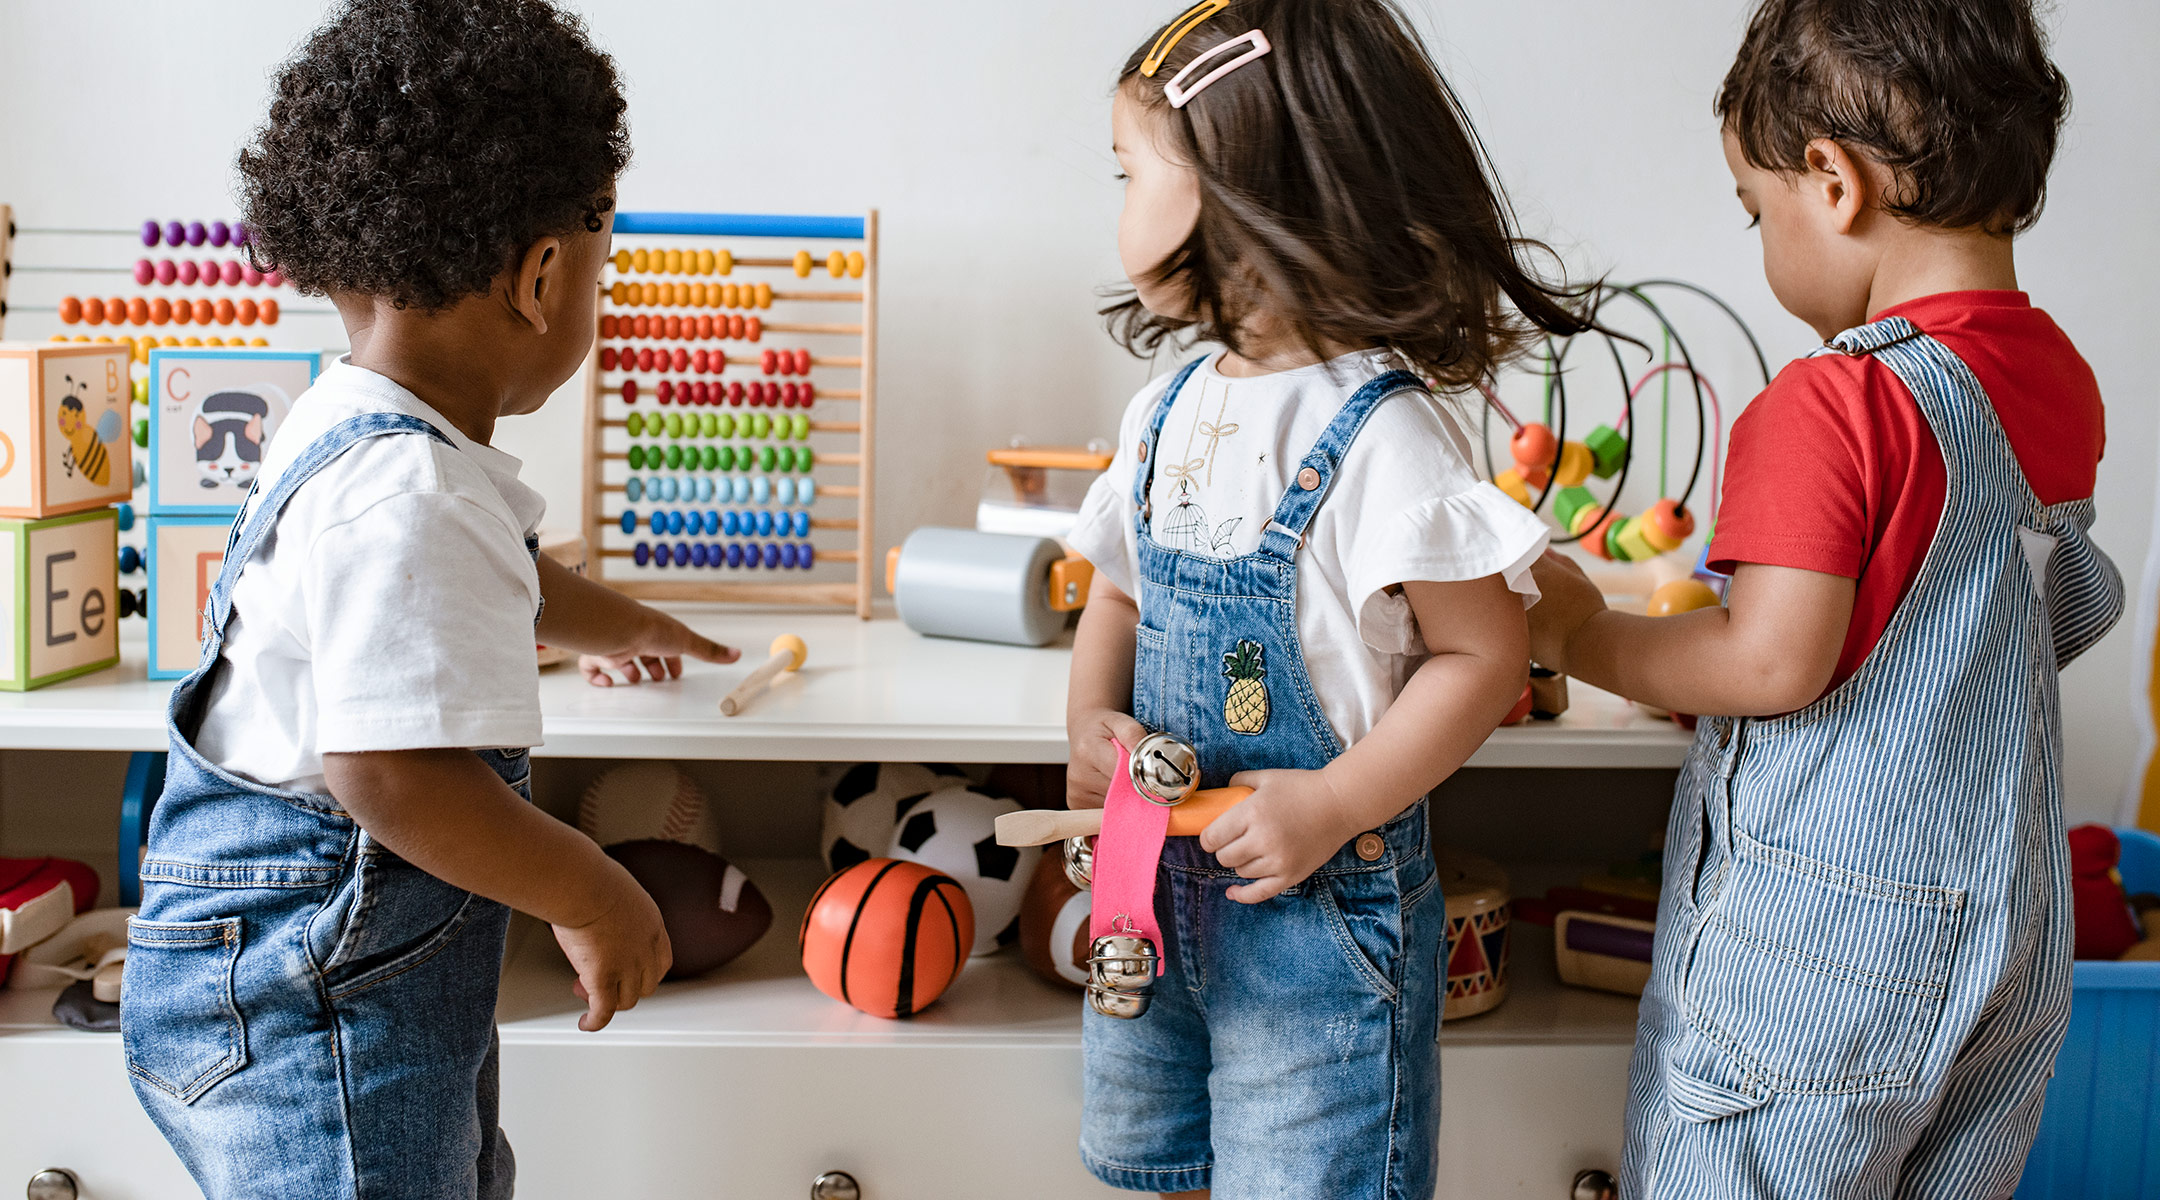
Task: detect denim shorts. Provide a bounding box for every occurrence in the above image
[1079,802,1443,1199]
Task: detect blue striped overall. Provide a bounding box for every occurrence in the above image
[1623,316,2123,1198]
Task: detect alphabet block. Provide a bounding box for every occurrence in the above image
[0,509,120,690]
[148,347,318,516]
[146,516,231,680]
[0,343,134,518]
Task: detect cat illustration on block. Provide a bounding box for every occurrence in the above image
[194,389,276,491]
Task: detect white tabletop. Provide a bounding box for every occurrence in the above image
[0,607,1692,766]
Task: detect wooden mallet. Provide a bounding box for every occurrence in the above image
[719,634,807,716]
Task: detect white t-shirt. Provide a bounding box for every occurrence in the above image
[1070,349,1548,748]
[191,360,549,794]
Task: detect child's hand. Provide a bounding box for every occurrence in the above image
[551,867,673,1032]
[1066,707,1149,810]
[1201,769,1365,904]
[580,607,739,687]
[1527,550,1607,673]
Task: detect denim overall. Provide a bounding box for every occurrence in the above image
[1080,359,1446,1200]
[123,413,532,1200]
[1624,317,2123,1198]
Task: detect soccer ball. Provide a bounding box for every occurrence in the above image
[821,762,969,873]
[883,783,1039,956]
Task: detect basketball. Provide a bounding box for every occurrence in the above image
[800,858,974,1019]
[1017,849,1090,990]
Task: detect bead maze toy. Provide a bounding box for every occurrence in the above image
[582,212,878,616]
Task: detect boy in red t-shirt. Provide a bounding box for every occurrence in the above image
[1529,1,2122,1195]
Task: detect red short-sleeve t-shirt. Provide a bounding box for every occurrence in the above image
[1707,291,2105,696]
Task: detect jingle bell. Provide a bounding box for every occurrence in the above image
[1128,731,1201,806]
[1087,933,1158,1019]
[1063,835,1095,890]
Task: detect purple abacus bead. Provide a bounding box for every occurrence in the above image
[726,543,744,568]
[164,221,185,247]
[141,220,161,247]
[799,543,816,568]
[209,221,231,247]
[185,221,207,247]
[233,223,250,247]
[633,542,652,566]
[133,260,155,286]
[221,260,242,286]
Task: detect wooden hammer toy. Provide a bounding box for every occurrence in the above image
[719,634,807,716]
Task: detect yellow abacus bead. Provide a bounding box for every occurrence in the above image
[640,282,659,306]
[613,249,632,273]
[1638,516,1683,554]
[1554,441,1593,488]
[828,250,846,278]
[664,249,683,275]
[754,281,772,309]
[1493,469,1532,508]
[94,335,113,345]
[133,377,148,403]
[696,248,715,275]
[723,283,741,309]
[1646,579,1721,618]
[847,251,865,278]
[716,249,734,275]
[49,335,66,343]
[133,338,151,363]
[250,337,268,347]
[792,250,812,278]
[204,337,222,347]
[160,335,180,347]
[183,336,203,347]
[631,248,650,273]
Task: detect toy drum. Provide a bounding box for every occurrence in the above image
[1439,850,1512,1020]
[534,530,588,667]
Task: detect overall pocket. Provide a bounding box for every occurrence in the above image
[123,917,247,1104]
[316,840,484,1000]
[1132,624,1168,731]
[1683,831,1963,1092]
[1318,867,1423,1003]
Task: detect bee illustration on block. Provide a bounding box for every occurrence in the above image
[56,374,123,487]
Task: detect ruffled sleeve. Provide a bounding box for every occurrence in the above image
[1347,480,1550,657]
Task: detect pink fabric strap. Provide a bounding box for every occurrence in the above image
[1089,738,1169,972]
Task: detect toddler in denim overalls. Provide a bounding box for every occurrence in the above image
[1065,3,1600,1195]
[119,5,735,1197]
[1530,2,2120,1195]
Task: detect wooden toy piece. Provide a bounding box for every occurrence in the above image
[1509,422,1556,474]
[1553,440,1593,488]
[1646,498,1696,546]
[1646,578,1721,619]
[0,509,120,690]
[1613,516,1658,562]
[0,342,133,518]
[1528,667,1569,719]
[1492,468,1532,508]
[800,858,973,1019]
[146,515,230,679]
[1553,910,1655,996]
[147,347,320,516]
[718,633,808,716]
[1440,851,1512,1019]
[993,785,1255,847]
[1552,486,1597,532]
[1583,423,1626,479]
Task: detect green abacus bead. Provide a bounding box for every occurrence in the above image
[627,445,646,469]
[133,417,150,447]
[664,445,683,469]
[796,447,814,472]
[655,413,672,438]
[756,413,775,439]
[701,445,720,470]
[717,413,737,438]
[756,446,775,471]
[625,411,645,436]
[716,445,737,470]
[792,414,810,440]
[773,446,796,473]
[701,413,720,438]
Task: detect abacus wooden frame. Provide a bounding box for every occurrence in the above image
[580,210,878,618]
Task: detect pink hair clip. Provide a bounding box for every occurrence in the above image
[1163,29,1271,109]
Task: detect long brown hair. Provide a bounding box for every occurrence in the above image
[1105,0,1594,387]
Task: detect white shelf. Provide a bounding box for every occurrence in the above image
[0,607,1691,766]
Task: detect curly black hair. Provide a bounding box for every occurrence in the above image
[236,0,629,311]
[1718,0,2069,235]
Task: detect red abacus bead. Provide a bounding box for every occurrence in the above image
[625,314,643,338]
[178,260,200,285]
[192,299,215,324]
[697,315,715,339]
[744,316,761,342]
[150,297,172,325]
[792,348,811,375]
[670,347,689,372]
[87,297,111,325]
[241,264,263,286]
[172,298,193,325]
[133,260,154,286]
[599,346,617,370]
[692,349,710,374]
[221,260,243,286]
[599,315,617,338]
[1648,498,1697,541]
[58,296,82,324]
[724,314,741,340]
[636,347,656,371]
[128,298,150,325]
[657,380,674,404]
[215,298,236,325]
[200,259,221,285]
[237,298,259,325]
[621,379,638,403]
[264,270,284,288]
[261,298,280,324]
[666,315,684,339]
[800,382,815,408]
[760,349,778,375]
[1510,422,1558,472]
[156,259,178,285]
[728,382,745,406]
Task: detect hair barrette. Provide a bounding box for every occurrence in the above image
[1143,0,1230,77]
[1163,29,1271,109]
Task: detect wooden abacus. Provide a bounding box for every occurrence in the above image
[581,210,878,617]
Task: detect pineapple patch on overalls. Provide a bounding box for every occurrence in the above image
[1221,639,1269,735]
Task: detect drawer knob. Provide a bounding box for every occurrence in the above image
[811,1170,861,1200]
[27,1169,80,1200]
[1571,1169,1617,1200]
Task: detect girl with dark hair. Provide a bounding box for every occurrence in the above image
[1062,2,1591,1195]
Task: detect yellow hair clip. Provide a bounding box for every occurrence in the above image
[1142,0,1230,77]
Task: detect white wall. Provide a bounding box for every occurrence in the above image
[2,0,2153,819]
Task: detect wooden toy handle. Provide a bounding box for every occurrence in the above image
[994,786,1252,846]
[718,634,807,717]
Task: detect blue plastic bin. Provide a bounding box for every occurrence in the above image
[2017,827,2160,1198]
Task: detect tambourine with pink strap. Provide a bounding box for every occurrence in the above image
[994,731,1252,1019]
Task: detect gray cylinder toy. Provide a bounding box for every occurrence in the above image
[889,527,1083,647]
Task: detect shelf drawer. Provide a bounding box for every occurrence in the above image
[0,1037,199,1199]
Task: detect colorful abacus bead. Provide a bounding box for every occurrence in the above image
[1553,441,1593,489]
[1510,422,1557,473]
[1646,578,1722,618]
[1645,499,1696,549]
[620,510,638,534]
[1584,425,1627,479]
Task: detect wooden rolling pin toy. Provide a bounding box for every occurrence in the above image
[719,634,807,716]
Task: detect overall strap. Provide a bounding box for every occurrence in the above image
[1132,357,1210,533]
[1257,368,1422,561]
[208,413,453,638]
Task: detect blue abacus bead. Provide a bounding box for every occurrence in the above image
[620,509,637,534]
[751,476,771,505]
[764,542,782,569]
[754,510,774,537]
[115,502,136,532]
[633,541,652,566]
[666,477,683,501]
[696,477,716,502]
[624,477,644,503]
[720,511,739,536]
[723,476,742,503]
[707,542,723,567]
[686,511,704,536]
[134,461,147,490]
[773,477,795,506]
[726,543,744,568]
[704,510,720,535]
[689,543,708,568]
[780,543,799,569]
[674,541,692,566]
[799,542,816,568]
[798,478,817,506]
[118,546,142,574]
[794,511,813,536]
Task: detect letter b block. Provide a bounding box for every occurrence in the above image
[0,509,120,689]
